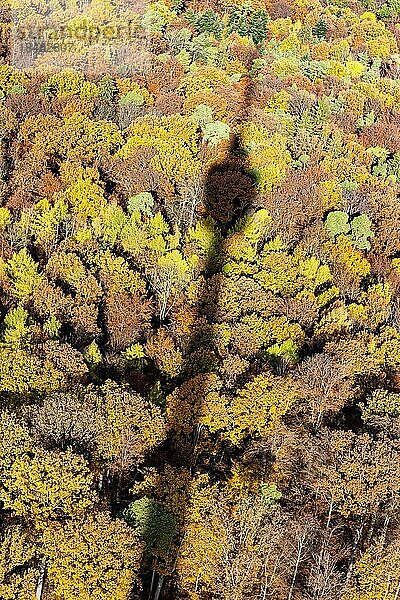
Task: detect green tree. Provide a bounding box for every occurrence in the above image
[349,214,374,250]
[325,211,350,240]
[124,497,176,555]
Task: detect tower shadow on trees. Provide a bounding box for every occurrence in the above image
[137,80,260,600]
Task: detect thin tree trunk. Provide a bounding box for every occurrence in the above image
[36,559,46,600]
[154,574,165,600]
[326,499,333,529]
[381,516,390,547]
[288,537,306,600]
[394,580,400,600]
[195,572,201,593]
[148,570,156,600]
[346,524,364,584]
[115,471,122,506]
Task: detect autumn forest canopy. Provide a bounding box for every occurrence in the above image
[0,0,400,598]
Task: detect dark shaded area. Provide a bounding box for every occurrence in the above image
[136,80,259,600]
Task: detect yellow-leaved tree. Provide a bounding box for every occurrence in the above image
[43,512,143,600]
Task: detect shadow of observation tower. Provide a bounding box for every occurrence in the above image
[138,77,261,600]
